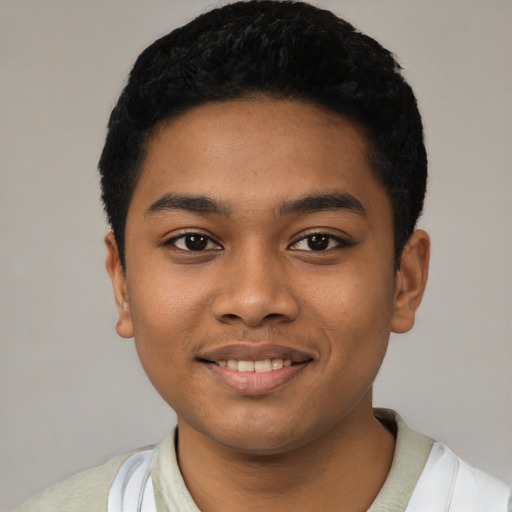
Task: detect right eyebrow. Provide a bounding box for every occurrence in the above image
[277,192,366,217]
[144,193,231,218]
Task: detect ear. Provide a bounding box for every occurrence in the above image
[391,229,430,334]
[104,231,134,339]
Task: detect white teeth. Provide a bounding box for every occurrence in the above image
[271,359,284,370]
[219,359,293,372]
[255,359,272,373]
[238,360,255,372]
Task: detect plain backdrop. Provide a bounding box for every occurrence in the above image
[1,0,511,509]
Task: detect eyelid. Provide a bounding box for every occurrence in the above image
[288,231,352,251]
[164,230,223,251]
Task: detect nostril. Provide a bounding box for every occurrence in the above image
[264,313,287,322]
[211,289,300,327]
[221,312,287,324]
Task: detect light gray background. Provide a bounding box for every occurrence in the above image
[1,0,511,509]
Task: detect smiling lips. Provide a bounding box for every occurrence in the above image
[219,359,292,372]
[200,344,313,394]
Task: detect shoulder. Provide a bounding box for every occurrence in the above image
[371,409,512,512]
[12,447,154,512]
[407,441,512,512]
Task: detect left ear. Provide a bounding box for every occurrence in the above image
[391,229,430,334]
[104,230,134,339]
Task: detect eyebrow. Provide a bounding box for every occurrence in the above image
[277,192,366,217]
[145,193,231,218]
[144,191,365,219]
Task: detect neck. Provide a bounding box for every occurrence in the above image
[176,400,395,512]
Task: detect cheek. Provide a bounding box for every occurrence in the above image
[308,263,395,366]
[129,258,211,330]
[313,262,395,325]
[126,268,211,382]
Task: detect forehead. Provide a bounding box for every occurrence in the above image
[131,99,390,219]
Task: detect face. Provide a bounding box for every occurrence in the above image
[106,99,427,455]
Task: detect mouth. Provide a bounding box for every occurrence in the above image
[198,344,314,395]
[203,358,293,373]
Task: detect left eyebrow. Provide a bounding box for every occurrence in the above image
[277,192,366,217]
[144,193,231,218]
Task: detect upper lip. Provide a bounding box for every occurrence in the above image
[198,343,315,363]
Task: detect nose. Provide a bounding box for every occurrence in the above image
[211,248,299,327]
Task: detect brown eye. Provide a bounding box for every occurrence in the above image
[290,233,348,252]
[307,234,330,251]
[168,233,221,251]
[184,234,208,250]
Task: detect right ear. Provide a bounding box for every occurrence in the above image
[104,231,134,339]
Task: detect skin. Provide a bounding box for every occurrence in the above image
[106,99,430,511]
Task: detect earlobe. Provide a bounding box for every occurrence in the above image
[391,229,430,334]
[104,231,134,339]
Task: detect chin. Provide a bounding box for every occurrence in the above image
[217,434,305,456]
[197,414,326,457]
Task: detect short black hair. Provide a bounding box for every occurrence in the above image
[99,0,427,268]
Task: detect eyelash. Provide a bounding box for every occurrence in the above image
[165,232,350,252]
[165,232,222,252]
[289,233,350,252]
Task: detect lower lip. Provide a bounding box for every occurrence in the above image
[203,361,310,396]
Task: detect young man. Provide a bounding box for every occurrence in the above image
[15,1,511,511]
